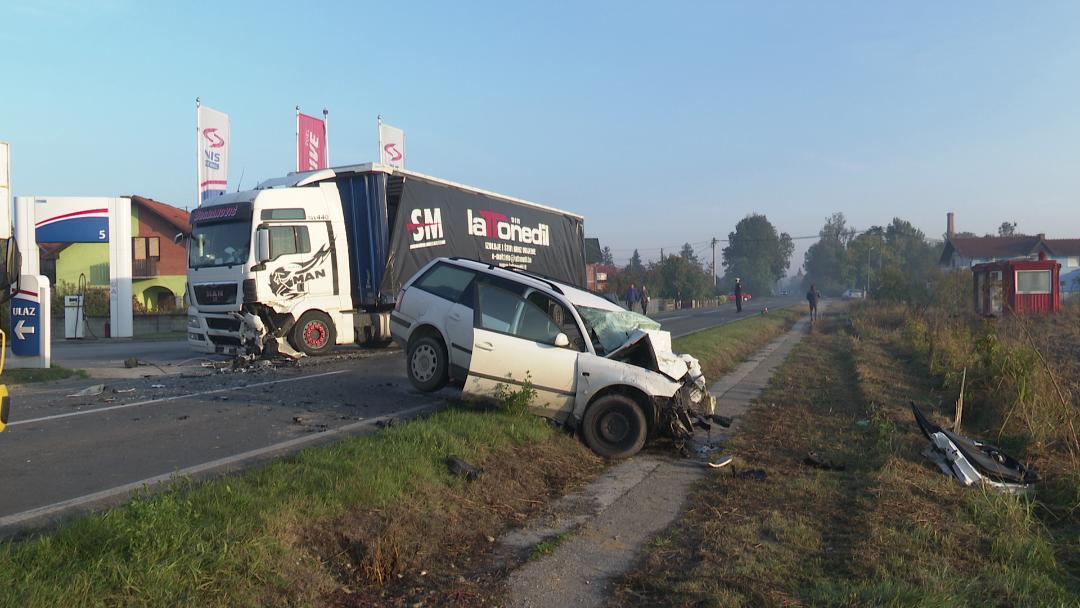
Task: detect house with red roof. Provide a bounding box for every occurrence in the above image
[40,195,191,311]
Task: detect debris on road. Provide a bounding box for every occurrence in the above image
[911,402,1038,493]
[707,455,734,469]
[151,384,166,389]
[113,388,136,394]
[446,456,483,481]
[67,384,105,398]
[803,451,846,471]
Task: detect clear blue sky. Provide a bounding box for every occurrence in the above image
[4,1,1079,270]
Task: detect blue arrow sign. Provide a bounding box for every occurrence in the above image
[11,295,41,357]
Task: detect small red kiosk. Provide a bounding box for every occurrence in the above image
[972,253,1061,316]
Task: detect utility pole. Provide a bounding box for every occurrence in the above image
[711,237,718,287]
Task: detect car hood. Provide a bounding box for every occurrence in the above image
[605,329,702,382]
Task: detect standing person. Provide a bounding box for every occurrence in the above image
[625,283,640,311]
[640,285,650,315]
[734,278,743,313]
[807,283,819,321]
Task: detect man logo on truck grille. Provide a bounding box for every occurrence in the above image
[407,208,446,250]
[268,245,331,300]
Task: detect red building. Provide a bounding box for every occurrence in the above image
[972,254,1061,316]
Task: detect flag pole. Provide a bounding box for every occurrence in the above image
[295,105,301,172]
[195,97,201,208]
[377,114,382,164]
[323,108,330,168]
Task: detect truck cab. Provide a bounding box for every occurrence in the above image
[187,173,357,356]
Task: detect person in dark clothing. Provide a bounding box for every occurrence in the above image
[640,286,650,315]
[625,283,640,311]
[807,284,820,321]
[734,278,743,313]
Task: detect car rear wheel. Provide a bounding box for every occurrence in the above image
[581,394,647,459]
[407,334,448,392]
[291,310,336,356]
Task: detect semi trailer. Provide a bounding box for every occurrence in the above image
[185,163,587,356]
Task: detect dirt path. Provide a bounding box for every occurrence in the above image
[501,310,815,607]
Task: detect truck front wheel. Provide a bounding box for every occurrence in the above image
[291,311,336,356]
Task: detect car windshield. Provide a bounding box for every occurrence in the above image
[188,220,251,268]
[575,306,662,355]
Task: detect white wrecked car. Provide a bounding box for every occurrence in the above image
[391,258,716,458]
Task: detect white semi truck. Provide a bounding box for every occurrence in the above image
[185,163,587,356]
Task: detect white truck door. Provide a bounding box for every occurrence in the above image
[464,281,578,419]
[261,223,334,303]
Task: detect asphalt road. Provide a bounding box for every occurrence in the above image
[653,294,803,337]
[1,297,801,532]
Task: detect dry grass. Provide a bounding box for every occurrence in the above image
[609,306,1080,607]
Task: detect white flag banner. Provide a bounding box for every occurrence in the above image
[0,141,9,238]
[378,122,405,169]
[197,105,230,205]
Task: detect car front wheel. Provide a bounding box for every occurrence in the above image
[581,394,647,459]
[407,335,448,392]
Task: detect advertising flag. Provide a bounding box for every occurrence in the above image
[378,122,406,169]
[197,104,230,205]
[297,112,328,172]
[0,141,9,238]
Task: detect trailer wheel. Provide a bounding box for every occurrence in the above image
[291,311,336,356]
[581,394,647,459]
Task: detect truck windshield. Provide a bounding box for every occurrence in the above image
[189,221,251,269]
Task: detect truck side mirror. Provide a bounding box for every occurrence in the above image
[256,228,270,263]
[174,232,186,245]
[0,237,20,306]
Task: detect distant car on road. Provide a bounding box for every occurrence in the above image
[842,289,866,301]
[391,258,718,459]
[728,292,752,302]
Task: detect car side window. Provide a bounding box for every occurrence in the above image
[413,263,476,304]
[526,291,586,351]
[476,282,575,348]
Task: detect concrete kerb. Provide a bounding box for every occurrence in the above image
[502,309,816,607]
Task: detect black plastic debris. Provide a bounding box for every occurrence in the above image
[803,451,847,471]
[735,468,767,481]
[447,456,483,481]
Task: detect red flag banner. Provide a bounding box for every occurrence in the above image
[297,113,328,171]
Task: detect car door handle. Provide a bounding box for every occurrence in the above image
[475,341,494,352]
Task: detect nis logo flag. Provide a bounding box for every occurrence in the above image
[197,105,230,204]
[297,113,328,172]
[378,122,405,169]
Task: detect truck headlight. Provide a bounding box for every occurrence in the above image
[188,315,200,329]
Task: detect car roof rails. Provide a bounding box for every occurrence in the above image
[447,257,565,295]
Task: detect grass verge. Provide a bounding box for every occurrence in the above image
[610,307,1079,607]
[672,306,804,380]
[0,403,601,607]
[3,364,88,385]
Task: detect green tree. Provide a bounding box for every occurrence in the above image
[721,214,793,296]
[998,221,1017,237]
[679,242,700,265]
[628,249,643,273]
[652,255,711,300]
[600,246,614,265]
[803,212,855,295]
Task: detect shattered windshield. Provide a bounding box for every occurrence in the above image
[575,306,662,355]
[188,220,252,269]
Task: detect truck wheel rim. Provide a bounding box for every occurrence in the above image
[598,410,631,444]
[303,321,328,349]
[412,344,438,382]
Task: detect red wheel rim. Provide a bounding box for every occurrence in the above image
[303,321,329,349]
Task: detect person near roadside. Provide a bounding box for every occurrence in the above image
[625,283,640,311]
[640,285,650,315]
[734,278,743,313]
[807,283,820,321]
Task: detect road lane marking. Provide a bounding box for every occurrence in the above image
[9,370,349,427]
[0,403,438,532]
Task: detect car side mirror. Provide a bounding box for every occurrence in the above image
[256,228,270,263]
[0,236,21,306]
[554,332,570,348]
